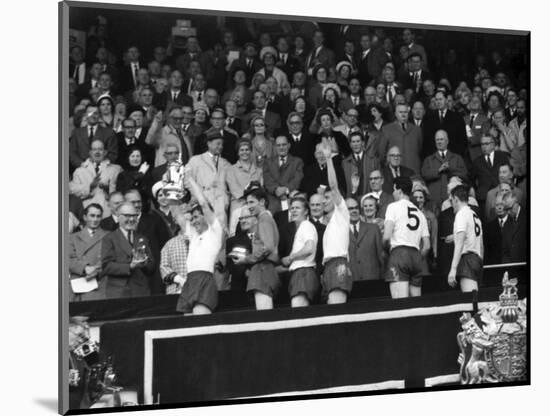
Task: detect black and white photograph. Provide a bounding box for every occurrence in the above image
[56,1,534,414]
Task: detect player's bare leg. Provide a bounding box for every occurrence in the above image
[254,292,274,310]
[460,278,478,293]
[389,281,409,298]
[409,284,422,297]
[291,294,309,307]
[327,289,347,304]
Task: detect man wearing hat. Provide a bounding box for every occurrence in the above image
[186,133,231,228]
[194,108,239,163]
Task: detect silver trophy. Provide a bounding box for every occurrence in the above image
[132,237,149,263]
[162,160,187,204]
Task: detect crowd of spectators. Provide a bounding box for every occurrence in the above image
[68,15,528,309]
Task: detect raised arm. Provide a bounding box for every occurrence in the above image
[184,168,215,226]
[319,138,343,206]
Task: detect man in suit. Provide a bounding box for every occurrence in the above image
[194,108,238,163]
[378,103,423,173]
[398,52,431,97]
[70,45,87,86]
[115,118,152,169]
[100,192,124,231]
[421,130,468,209]
[69,204,109,301]
[485,163,524,221]
[357,86,378,126]
[357,34,388,87]
[363,169,394,219]
[153,70,194,112]
[145,106,194,167]
[101,202,154,298]
[342,131,380,199]
[381,66,403,111]
[263,135,304,214]
[410,100,426,128]
[69,104,118,171]
[501,191,527,263]
[309,193,326,275]
[402,29,428,70]
[381,146,415,195]
[305,30,336,77]
[224,99,243,134]
[124,189,170,294]
[69,140,122,218]
[174,36,214,81]
[472,135,510,212]
[346,198,384,281]
[75,62,103,100]
[301,143,347,197]
[483,193,511,265]
[242,90,282,136]
[119,46,144,94]
[276,36,301,80]
[285,112,316,166]
[464,95,490,162]
[228,42,263,84]
[422,91,468,159]
[337,40,359,78]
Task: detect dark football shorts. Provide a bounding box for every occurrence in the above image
[176,271,218,313]
[385,246,424,287]
[289,267,319,302]
[321,257,353,296]
[246,261,280,297]
[456,252,483,282]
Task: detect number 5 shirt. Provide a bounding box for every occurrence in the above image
[384,199,429,250]
[453,205,482,257]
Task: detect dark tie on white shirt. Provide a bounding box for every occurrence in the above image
[499,218,504,228]
[353,223,359,238]
[486,155,492,168]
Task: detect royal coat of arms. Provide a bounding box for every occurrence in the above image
[457,272,527,384]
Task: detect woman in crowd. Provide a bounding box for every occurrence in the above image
[412,183,438,272]
[226,139,263,235]
[311,108,351,159]
[223,68,252,106]
[293,95,315,129]
[361,194,384,234]
[193,105,210,132]
[364,103,386,149]
[97,94,115,129]
[115,146,152,207]
[308,64,329,109]
[319,83,342,118]
[245,115,275,167]
[335,61,353,92]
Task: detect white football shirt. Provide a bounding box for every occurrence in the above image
[185,218,223,273]
[323,198,350,263]
[384,199,429,250]
[289,220,318,271]
[453,205,483,257]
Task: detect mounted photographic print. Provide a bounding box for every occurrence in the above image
[59,1,529,414]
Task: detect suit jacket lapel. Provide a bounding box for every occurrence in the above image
[116,228,133,256]
[357,222,368,244]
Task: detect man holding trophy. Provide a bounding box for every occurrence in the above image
[101,202,154,298]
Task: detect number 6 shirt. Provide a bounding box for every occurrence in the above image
[453,205,483,257]
[384,199,429,250]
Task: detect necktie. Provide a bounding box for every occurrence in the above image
[470,114,475,127]
[95,163,100,175]
[176,127,182,139]
[128,231,134,246]
[88,126,94,141]
[499,219,504,228]
[214,155,219,170]
[387,85,393,103]
[353,96,358,105]
[133,64,139,86]
[227,118,233,126]
[353,223,359,238]
[182,124,189,133]
[172,92,178,101]
[486,155,492,168]
[355,154,360,164]
[439,111,444,123]
[280,156,286,167]
[401,123,407,132]
[440,151,445,159]
[90,229,95,237]
[294,135,300,143]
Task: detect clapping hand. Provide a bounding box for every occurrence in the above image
[138,162,150,174]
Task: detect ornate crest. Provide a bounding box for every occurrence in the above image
[457,272,527,384]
